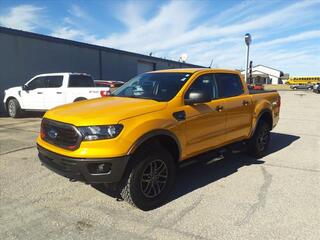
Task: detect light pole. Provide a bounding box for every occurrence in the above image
[179,53,188,63]
[244,33,252,84]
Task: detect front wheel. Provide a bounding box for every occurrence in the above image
[120,146,176,211]
[7,99,23,118]
[247,122,271,158]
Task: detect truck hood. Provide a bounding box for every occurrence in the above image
[44,97,167,126]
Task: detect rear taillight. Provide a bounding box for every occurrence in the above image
[100,90,111,97]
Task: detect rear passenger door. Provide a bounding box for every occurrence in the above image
[43,75,66,109]
[215,73,252,143]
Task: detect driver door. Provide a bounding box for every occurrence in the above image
[20,76,46,109]
[182,74,226,157]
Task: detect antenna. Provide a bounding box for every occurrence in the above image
[208,59,213,68]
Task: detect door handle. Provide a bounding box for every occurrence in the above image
[37,92,43,94]
[243,100,249,106]
[56,92,62,94]
[216,105,224,112]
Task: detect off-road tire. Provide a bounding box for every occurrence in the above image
[7,99,23,118]
[247,121,271,158]
[120,145,176,211]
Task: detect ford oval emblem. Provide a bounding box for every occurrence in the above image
[48,128,58,139]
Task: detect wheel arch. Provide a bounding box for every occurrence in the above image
[73,97,87,102]
[250,109,273,137]
[127,129,181,163]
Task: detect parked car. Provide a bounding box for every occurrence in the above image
[37,68,280,210]
[253,84,264,90]
[94,80,124,88]
[313,83,320,93]
[4,73,110,118]
[290,84,313,90]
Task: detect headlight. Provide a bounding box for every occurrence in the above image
[78,124,123,141]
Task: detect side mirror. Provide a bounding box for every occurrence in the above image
[22,84,29,91]
[184,90,211,105]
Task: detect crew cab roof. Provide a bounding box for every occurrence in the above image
[34,72,91,77]
[152,68,241,74]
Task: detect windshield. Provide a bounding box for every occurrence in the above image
[113,72,192,101]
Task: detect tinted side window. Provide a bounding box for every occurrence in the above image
[215,73,243,97]
[185,74,218,100]
[47,76,63,88]
[68,75,94,87]
[27,77,47,90]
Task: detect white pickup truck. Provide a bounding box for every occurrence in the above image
[3,72,110,118]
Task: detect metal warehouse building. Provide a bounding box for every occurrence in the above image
[0,27,202,114]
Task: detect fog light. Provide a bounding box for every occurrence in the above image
[97,163,111,174]
[88,163,111,174]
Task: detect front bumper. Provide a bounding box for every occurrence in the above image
[37,144,129,184]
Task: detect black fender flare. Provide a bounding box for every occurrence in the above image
[127,129,182,161]
[73,97,87,102]
[250,108,273,138]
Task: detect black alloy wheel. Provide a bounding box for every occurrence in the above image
[120,144,176,211]
[140,159,168,198]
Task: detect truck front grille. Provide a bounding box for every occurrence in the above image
[41,118,82,150]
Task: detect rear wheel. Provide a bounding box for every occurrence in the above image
[247,121,271,158]
[120,145,176,211]
[7,99,23,118]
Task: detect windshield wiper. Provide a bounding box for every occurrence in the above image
[116,95,161,101]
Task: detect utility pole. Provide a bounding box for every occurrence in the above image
[249,60,253,84]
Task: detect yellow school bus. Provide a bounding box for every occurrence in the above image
[286,76,320,85]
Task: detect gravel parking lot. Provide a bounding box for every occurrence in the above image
[1,91,319,240]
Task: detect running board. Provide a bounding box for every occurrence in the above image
[230,141,247,154]
[179,149,226,168]
[205,154,224,165]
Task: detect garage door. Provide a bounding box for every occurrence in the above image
[137,61,155,74]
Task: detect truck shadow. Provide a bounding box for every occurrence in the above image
[93,132,299,209]
[168,132,300,204]
[0,112,44,118]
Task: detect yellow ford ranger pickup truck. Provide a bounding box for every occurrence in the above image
[37,68,280,210]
